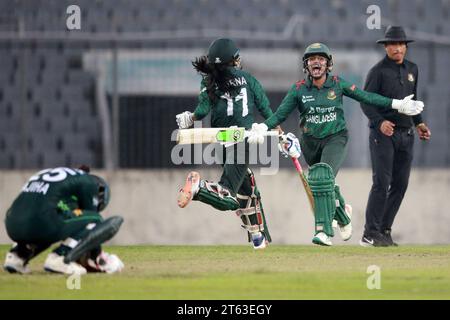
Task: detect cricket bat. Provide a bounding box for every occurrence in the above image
[291,157,315,214]
[176,127,279,144]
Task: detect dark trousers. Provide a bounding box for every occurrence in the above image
[364,127,414,235]
[218,142,271,242]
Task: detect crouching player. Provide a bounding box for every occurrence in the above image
[3,166,124,275]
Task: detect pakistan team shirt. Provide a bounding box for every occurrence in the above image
[264,75,393,139]
[8,168,99,216]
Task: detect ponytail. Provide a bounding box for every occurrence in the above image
[192,56,234,103]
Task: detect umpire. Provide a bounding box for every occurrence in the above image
[360,26,431,247]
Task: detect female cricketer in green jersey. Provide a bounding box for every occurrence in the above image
[3,166,124,274]
[248,43,424,246]
[176,38,278,249]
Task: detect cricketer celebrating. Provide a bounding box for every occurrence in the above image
[248,43,424,246]
[3,166,124,275]
[176,38,280,249]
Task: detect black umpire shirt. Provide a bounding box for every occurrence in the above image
[361,55,423,129]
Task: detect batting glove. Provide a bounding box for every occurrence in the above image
[391,94,424,116]
[279,132,301,159]
[247,123,268,144]
[176,111,194,129]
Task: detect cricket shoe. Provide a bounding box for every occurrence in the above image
[177,171,200,208]
[44,253,87,275]
[251,232,267,250]
[312,232,333,246]
[382,229,398,247]
[3,251,30,274]
[359,233,389,247]
[338,204,353,241]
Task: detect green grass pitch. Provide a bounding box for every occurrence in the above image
[1,244,449,299]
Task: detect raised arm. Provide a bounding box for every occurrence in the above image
[264,84,300,129]
[340,76,392,108]
[339,76,423,116]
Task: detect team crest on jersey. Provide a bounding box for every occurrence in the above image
[215,57,221,63]
[327,89,337,100]
[408,73,415,82]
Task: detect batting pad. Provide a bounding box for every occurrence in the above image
[334,184,351,226]
[308,163,336,237]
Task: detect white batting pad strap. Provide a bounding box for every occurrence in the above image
[241,224,264,233]
[236,207,256,216]
[236,194,251,200]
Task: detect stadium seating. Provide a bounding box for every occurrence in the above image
[0,0,448,168]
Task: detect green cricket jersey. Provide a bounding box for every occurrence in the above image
[7,167,99,218]
[264,75,393,139]
[193,68,273,129]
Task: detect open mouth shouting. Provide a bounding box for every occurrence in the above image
[309,63,326,78]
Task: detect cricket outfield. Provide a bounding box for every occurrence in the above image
[0,245,449,300]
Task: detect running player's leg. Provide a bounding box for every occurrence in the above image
[300,135,337,245]
[177,169,240,210]
[235,168,271,249]
[320,131,352,240]
[319,131,349,177]
[308,162,336,246]
[178,144,246,211]
[334,185,352,240]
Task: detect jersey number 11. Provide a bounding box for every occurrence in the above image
[221,88,248,117]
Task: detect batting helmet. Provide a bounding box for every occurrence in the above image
[302,42,333,74]
[90,174,110,212]
[207,38,240,65]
